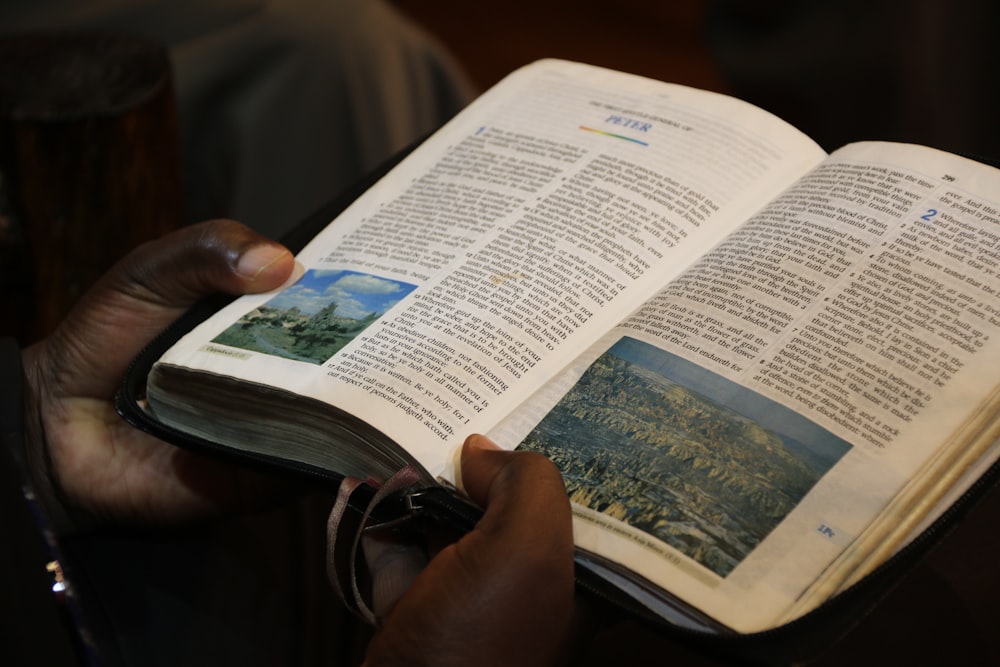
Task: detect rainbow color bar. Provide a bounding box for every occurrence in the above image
[579,126,649,146]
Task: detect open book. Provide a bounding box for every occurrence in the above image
[139,60,1000,636]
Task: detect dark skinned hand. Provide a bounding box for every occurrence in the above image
[21,219,295,530]
[363,434,578,666]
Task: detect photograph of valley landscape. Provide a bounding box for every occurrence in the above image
[212,269,417,364]
[518,336,853,577]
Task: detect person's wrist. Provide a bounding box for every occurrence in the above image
[19,341,90,536]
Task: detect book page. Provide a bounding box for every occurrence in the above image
[155,59,825,481]
[489,142,1000,632]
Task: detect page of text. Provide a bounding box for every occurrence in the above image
[158,59,826,483]
[488,141,1000,631]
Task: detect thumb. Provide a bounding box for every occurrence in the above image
[41,219,294,397]
[460,434,572,526]
[106,218,295,304]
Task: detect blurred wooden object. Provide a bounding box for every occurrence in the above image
[0,32,182,343]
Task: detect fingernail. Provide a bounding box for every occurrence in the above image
[237,244,289,281]
[467,434,501,451]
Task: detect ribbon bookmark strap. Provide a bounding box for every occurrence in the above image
[325,466,423,625]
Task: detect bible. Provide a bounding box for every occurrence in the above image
[123,59,1000,646]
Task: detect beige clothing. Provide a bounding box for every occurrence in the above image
[1,0,475,237]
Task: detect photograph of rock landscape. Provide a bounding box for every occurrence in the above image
[519,336,852,577]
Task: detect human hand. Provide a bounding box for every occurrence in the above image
[362,435,577,666]
[21,219,295,531]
